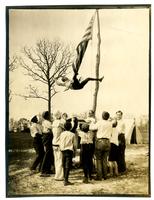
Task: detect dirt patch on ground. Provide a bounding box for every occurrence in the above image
[7,144,150,197]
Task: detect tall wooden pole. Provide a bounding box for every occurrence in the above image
[92,9,101,116]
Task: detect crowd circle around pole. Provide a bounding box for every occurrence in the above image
[30,109,126,186]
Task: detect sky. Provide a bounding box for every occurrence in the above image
[8,6,150,120]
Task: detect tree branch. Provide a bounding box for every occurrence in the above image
[20,39,74,113]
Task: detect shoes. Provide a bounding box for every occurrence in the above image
[83,178,89,184]
[41,170,54,175]
[64,181,73,186]
[47,170,55,174]
[40,173,51,177]
[89,175,94,180]
[94,176,102,181]
[55,178,63,181]
[29,170,38,176]
[119,170,127,175]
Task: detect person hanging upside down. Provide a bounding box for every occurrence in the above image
[55,73,104,91]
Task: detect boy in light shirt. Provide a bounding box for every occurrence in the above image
[78,123,95,183]
[59,121,76,186]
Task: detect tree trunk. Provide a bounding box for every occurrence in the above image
[92,10,101,116]
[47,65,51,119]
[48,85,51,120]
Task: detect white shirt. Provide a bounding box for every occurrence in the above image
[65,80,73,89]
[78,131,94,144]
[30,123,42,138]
[90,120,112,139]
[110,128,119,145]
[116,119,126,134]
[86,117,96,124]
[59,131,75,151]
[42,119,52,133]
[52,119,63,145]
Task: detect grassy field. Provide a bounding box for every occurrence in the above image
[7,132,33,150]
[6,142,150,197]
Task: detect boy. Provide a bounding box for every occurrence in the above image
[78,123,95,183]
[59,121,76,186]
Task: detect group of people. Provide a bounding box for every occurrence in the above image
[30,109,126,186]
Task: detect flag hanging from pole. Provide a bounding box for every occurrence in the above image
[72,12,96,74]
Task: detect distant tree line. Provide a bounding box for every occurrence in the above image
[9,118,30,133]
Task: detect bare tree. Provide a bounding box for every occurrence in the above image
[9,56,17,71]
[19,39,74,115]
[9,56,17,102]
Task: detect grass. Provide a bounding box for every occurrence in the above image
[6,144,150,197]
[7,131,33,150]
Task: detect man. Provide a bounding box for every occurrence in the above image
[90,111,112,180]
[116,110,126,173]
[40,111,54,177]
[30,115,45,173]
[55,74,104,91]
[52,110,64,181]
[86,110,96,124]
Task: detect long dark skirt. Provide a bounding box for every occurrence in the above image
[108,143,118,162]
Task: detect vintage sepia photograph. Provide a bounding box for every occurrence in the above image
[6,4,150,197]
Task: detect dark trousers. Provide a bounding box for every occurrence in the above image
[117,133,126,173]
[81,143,94,179]
[72,74,101,90]
[41,133,54,174]
[31,134,45,171]
[95,138,110,180]
[62,150,73,182]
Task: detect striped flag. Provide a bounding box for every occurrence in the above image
[72,12,96,74]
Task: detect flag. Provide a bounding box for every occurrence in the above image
[72,12,96,74]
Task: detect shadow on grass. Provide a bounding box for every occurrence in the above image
[7,131,33,150]
[7,150,35,169]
